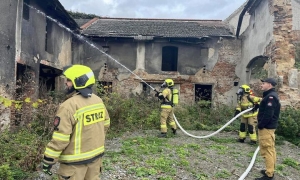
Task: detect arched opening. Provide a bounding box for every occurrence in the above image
[246,56,268,80]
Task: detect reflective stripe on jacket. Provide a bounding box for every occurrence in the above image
[159,88,172,109]
[236,94,261,118]
[44,93,110,164]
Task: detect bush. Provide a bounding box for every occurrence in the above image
[0,91,60,179]
[277,107,300,145]
[103,92,161,136]
[1,89,300,178]
[0,128,48,179]
[0,164,14,180]
[173,101,236,131]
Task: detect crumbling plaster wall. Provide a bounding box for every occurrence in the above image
[144,41,208,75]
[240,0,299,107]
[238,0,274,84]
[0,0,19,129]
[21,3,72,69]
[80,37,241,106]
[19,1,73,100]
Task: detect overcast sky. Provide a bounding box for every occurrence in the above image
[59,0,247,20]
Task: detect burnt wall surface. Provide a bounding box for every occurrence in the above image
[18,0,73,101]
[0,0,18,92]
[0,0,19,130]
[21,1,72,69]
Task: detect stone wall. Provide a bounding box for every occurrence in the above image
[271,0,300,107]
[271,0,295,80]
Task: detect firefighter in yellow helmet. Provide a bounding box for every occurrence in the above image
[235,84,261,145]
[156,79,177,138]
[42,64,110,180]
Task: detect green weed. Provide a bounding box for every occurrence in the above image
[283,158,300,170]
[214,169,231,179]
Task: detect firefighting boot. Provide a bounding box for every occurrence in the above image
[249,140,257,145]
[254,175,274,180]
[158,133,167,138]
[237,138,245,143]
[260,170,267,176]
[171,128,177,135]
[254,170,274,180]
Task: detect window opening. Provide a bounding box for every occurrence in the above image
[195,84,212,107]
[162,46,178,71]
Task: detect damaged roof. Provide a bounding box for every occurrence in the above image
[33,0,79,30]
[75,19,92,27]
[80,18,234,38]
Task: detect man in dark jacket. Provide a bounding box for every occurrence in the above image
[255,78,281,180]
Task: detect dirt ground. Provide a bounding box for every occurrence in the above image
[36,130,299,180]
[100,130,299,180]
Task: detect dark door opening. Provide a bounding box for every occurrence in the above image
[195,84,212,102]
[39,64,62,93]
[162,46,178,71]
[16,63,34,96]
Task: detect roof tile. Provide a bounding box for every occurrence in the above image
[81,18,233,38]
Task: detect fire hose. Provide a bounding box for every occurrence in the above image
[173,108,260,180]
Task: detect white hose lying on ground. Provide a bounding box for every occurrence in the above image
[238,146,260,180]
[172,108,258,180]
[172,108,252,138]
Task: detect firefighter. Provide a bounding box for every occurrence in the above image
[42,64,110,180]
[234,84,261,145]
[156,79,177,138]
[255,78,281,180]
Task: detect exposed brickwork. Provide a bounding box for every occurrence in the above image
[211,61,236,94]
[272,0,295,79]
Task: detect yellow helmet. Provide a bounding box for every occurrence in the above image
[240,84,251,93]
[62,64,95,90]
[163,79,174,87]
[237,84,250,95]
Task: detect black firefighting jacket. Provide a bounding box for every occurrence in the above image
[257,88,281,129]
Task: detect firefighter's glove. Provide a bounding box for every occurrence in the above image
[252,104,259,113]
[155,91,159,97]
[234,110,241,117]
[42,163,53,176]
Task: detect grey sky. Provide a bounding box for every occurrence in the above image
[59,0,247,20]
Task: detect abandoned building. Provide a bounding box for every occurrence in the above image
[0,0,79,128]
[72,17,239,105]
[1,0,300,128]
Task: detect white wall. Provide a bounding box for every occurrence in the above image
[237,0,274,84]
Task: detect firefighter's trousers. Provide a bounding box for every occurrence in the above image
[160,108,176,133]
[239,116,257,141]
[258,128,276,178]
[58,157,102,180]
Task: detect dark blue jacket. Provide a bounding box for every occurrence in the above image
[257,88,281,129]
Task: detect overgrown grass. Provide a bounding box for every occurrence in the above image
[0,91,300,179]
